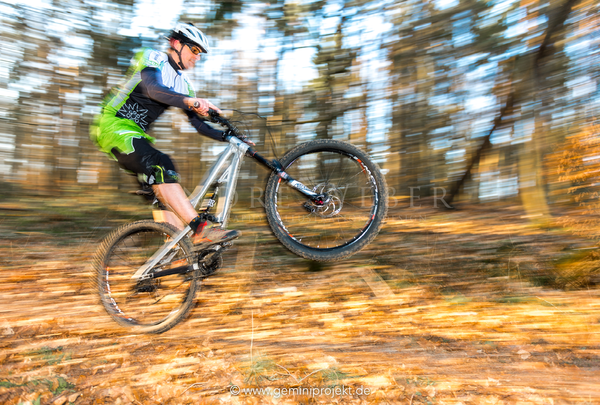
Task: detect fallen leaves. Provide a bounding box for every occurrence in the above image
[517,349,531,360]
[0,201,599,404]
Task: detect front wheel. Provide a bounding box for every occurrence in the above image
[93,220,198,334]
[265,140,388,261]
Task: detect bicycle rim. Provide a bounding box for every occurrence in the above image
[98,225,196,330]
[273,148,380,251]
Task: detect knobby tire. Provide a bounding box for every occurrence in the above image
[93,220,198,334]
[264,140,388,261]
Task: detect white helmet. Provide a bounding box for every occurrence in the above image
[170,22,210,54]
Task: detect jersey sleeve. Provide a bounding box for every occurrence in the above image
[185,110,226,142]
[140,67,190,110]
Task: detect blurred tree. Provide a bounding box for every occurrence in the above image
[311,17,357,141]
[77,0,139,190]
[547,121,600,239]
[0,0,599,225]
[446,0,581,216]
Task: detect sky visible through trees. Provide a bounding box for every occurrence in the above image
[0,0,599,209]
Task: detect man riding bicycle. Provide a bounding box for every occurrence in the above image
[90,22,241,248]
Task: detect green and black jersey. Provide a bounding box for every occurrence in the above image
[91,48,224,159]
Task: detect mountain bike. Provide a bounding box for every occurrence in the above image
[93,110,388,333]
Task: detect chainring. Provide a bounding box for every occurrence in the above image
[197,247,224,277]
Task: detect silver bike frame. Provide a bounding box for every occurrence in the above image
[131,136,250,281]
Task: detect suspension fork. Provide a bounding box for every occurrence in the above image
[246,147,325,202]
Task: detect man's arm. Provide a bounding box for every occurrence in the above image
[140,66,224,140]
[185,110,226,142]
[140,67,191,110]
[140,67,221,116]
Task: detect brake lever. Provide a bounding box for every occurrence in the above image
[192,103,220,121]
[208,108,221,122]
[205,108,254,146]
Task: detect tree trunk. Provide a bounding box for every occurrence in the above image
[446,0,581,208]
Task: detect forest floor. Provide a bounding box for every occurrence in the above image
[0,191,599,405]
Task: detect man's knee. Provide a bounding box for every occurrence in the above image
[146,150,179,185]
[151,165,180,184]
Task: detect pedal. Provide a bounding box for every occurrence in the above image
[192,240,233,254]
[199,192,217,213]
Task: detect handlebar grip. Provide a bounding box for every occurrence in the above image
[192,103,219,121]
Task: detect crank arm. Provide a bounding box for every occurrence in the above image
[147,264,193,279]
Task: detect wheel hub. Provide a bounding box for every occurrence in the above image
[303,183,343,218]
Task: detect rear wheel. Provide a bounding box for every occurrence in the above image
[94,220,198,334]
[264,140,388,261]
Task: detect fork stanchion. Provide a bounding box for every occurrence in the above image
[246,148,278,172]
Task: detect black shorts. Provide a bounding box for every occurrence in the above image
[111,137,180,185]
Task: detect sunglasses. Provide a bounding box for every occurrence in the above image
[185,43,203,55]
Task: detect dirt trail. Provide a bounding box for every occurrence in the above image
[1,203,599,404]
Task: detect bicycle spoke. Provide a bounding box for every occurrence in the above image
[97,223,198,330]
[274,148,378,250]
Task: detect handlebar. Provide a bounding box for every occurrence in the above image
[193,105,319,200]
[191,102,245,141]
[205,108,285,174]
[206,108,244,140]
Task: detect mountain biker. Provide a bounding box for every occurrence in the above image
[90,22,240,248]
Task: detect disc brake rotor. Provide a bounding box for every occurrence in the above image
[303,183,343,218]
